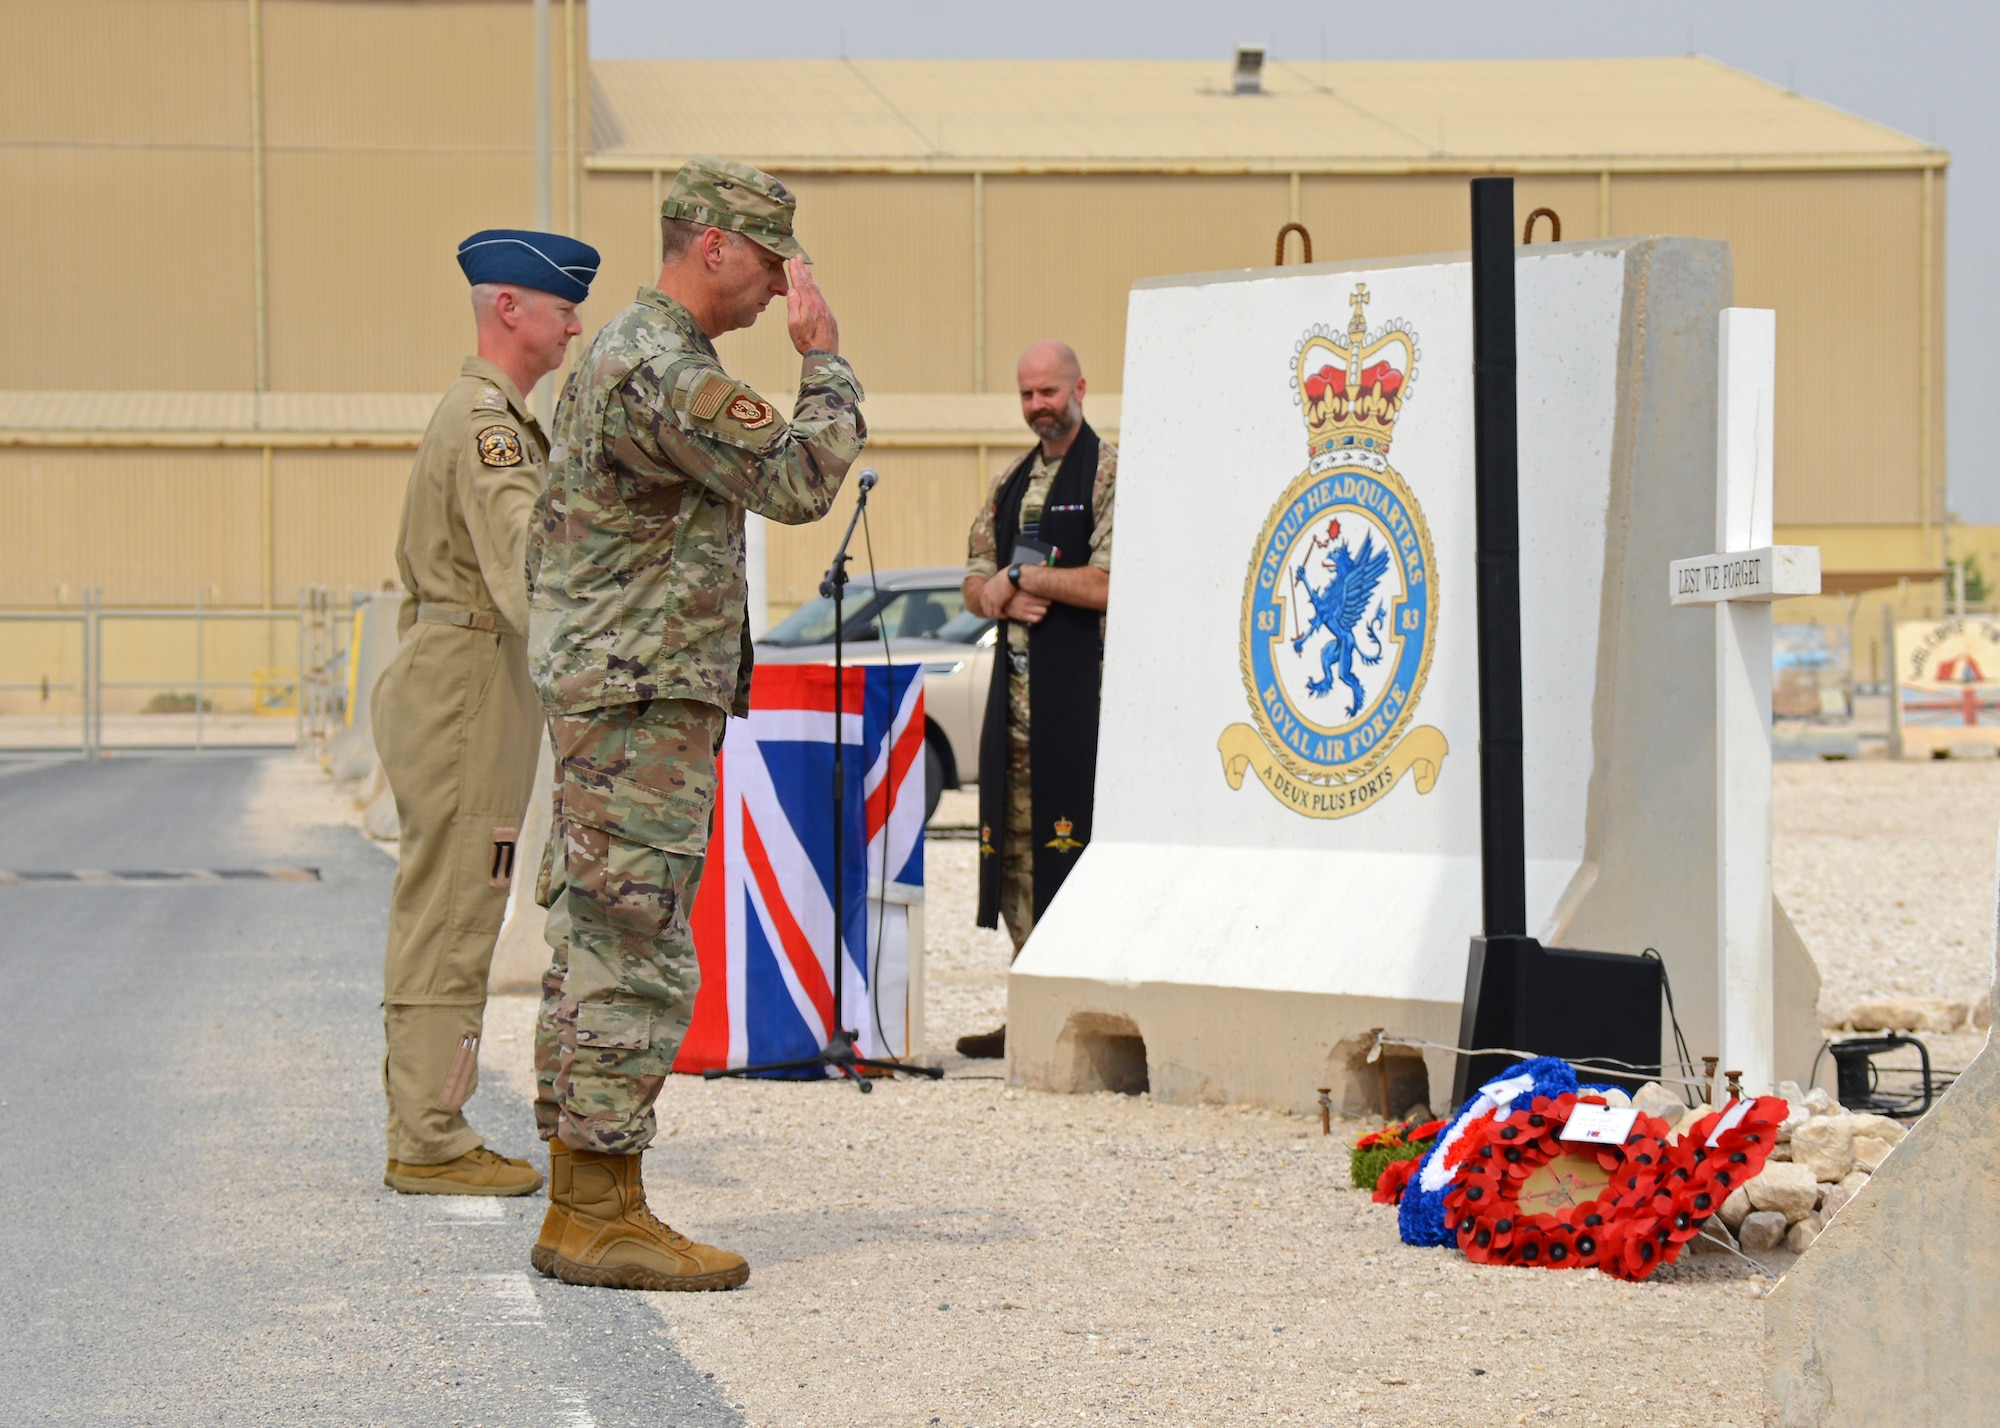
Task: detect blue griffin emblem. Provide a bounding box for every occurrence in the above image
[1291,516,1391,716]
[1220,290,1447,819]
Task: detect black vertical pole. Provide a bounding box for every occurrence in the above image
[1469,177,1527,940]
[830,571,847,1043]
[1455,196,1664,1105]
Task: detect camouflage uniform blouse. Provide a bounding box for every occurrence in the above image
[529,287,866,717]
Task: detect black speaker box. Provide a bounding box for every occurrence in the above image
[1450,935,1663,1108]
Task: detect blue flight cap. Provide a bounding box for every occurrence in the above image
[456,229,601,304]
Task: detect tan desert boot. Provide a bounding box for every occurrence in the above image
[530,1139,572,1276]
[384,1146,544,1197]
[550,1147,749,1291]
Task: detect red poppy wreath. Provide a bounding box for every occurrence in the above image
[1441,1091,1788,1281]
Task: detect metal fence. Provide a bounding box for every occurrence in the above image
[0,587,355,759]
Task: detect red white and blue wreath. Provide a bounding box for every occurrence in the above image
[1440,1089,1788,1281]
[1399,1056,1583,1246]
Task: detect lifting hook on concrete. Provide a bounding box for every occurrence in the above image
[1521,207,1562,244]
[1275,221,1313,265]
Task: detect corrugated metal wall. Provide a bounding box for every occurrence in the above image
[261,0,580,391]
[983,174,1288,391]
[0,448,265,605]
[1,0,582,393]
[0,445,405,607]
[273,450,407,598]
[1610,170,1924,527]
[0,2,1945,614]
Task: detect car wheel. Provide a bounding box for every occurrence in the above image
[924,736,946,824]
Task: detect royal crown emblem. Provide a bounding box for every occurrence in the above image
[1293,284,1418,474]
[1044,816,1083,853]
[1218,284,1449,819]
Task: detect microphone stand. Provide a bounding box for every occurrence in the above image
[705,470,943,1093]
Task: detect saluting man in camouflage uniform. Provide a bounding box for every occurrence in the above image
[375,229,600,1196]
[526,158,864,1290]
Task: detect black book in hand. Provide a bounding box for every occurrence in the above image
[1010,534,1058,567]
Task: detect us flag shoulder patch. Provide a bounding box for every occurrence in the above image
[688,373,733,421]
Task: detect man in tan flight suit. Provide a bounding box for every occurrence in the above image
[374,228,601,1195]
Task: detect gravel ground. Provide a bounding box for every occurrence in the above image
[466,761,2000,1426]
[479,778,2000,1426]
[1772,758,2000,1074]
[486,994,1769,1428]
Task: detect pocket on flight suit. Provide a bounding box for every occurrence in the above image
[445,634,512,937]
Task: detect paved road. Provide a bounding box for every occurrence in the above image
[0,756,743,1427]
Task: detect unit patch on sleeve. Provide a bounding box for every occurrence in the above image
[476,425,525,468]
[726,394,775,430]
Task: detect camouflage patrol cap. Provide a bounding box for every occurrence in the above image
[661,156,807,261]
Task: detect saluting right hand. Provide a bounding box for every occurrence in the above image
[786,257,840,356]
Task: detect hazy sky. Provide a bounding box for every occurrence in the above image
[594,1,1999,521]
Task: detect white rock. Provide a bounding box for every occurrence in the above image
[1672,1102,1716,1138]
[1596,1087,1631,1108]
[1744,1162,1820,1223]
[1785,1218,1821,1253]
[1719,1185,1752,1231]
[1776,1080,1804,1104]
[1820,1181,1855,1223]
[1838,1169,1871,1195]
[1803,1087,1836,1116]
[1977,993,1992,1030]
[1739,1210,1789,1253]
[1848,1113,1906,1146]
[1630,1082,1683,1122]
[1851,1133,1898,1173]
[1791,1115,1857,1181]
[1777,1098,1810,1144]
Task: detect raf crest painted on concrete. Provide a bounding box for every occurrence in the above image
[1219,284,1449,819]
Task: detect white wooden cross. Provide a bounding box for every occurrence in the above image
[1667,309,1820,1101]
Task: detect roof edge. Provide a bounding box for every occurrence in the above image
[587,152,1948,177]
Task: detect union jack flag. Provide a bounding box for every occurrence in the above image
[672,663,925,1075]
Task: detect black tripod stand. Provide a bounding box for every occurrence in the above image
[704,470,943,1094]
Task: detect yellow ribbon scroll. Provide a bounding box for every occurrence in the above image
[1217,723,1449,820]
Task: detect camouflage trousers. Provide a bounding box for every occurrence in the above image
[532,697,724,1155]
[999,665,1035,954]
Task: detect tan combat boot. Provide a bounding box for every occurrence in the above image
[550,1147,749,1291]
[384,1146,544,1197]
[529,1139,571,1277]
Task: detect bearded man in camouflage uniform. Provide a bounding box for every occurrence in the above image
[955,341,1115,1061]
[525,157,864,1291]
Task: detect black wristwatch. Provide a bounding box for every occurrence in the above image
[1007,563,1024,586]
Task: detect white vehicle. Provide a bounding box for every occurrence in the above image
[754,567,995,821]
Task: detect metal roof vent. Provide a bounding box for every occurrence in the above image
[1233,45,1265,95]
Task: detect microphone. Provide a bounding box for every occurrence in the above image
[858,468,878,492]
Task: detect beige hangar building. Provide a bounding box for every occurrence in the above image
[0,0,1950,708]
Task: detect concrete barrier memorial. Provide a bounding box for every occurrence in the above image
[1008,237,1822,1115]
